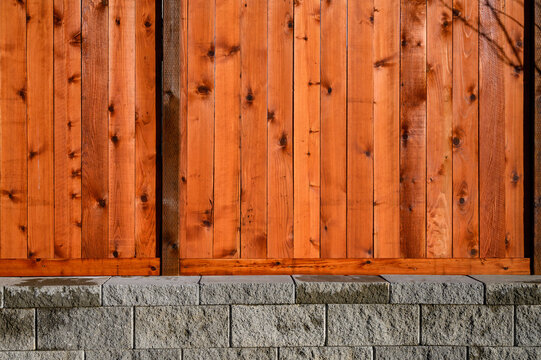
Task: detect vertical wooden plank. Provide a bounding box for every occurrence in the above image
[27,0,54,259]
[373,0,400,258]
[54,0,82,259]
[214,0,240,258]
[454,0,479,258]
[399,0,427,258]
[109,0,135,258]
[535,0,541,274]
[0,0,27,259]
[480,0,504,257]
[294,0,320,258]
[240,0,267,258]
[162,0,182,272]
[347,0,374,258]
[82,0,109,259]
[185,0,215,258]
[135,0,156,257]
[426,0,452,258]
[267,0,294,259]
[321,0,347,258]
[503,0,524,257]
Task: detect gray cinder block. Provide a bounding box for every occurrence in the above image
[472,275,541,305]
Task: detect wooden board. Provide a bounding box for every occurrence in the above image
[27,0,55,259]
[373,0,400,258]
[179,258,531,275]
[267,0,294,259]
[536,0,541,275]
[82,0,109,258]
[399,0,427,258]
[426,0,452,258]
[214,0,241,258]
[0,258,160,276]
[0,0,28,259]
[347,0,374,258]
[135,0,157,257]
[479,0,505,257]
[320,0,347,258]
[240,0,268,258]
[54,0,82,259]
[185,0,215,258]
[294,0,321,258]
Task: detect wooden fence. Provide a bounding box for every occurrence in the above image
[163,0,530,275]
[0,0,159,275]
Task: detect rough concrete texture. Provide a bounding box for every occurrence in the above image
[0,352,83,360]
[4,277,107,308]
[37,307,133,350]
[102,276,199,306]
[135,306,229,348]
[515,306,541,346]
[472,275,541,305]
[0,278,24,308]
[200,276,294,304]
[85,349,181,360]
[279,347,372,360]
[183,348,276,360]
[327,304,419,346]
[231,305,325,347]
[374,346,466,360]
[382,275,483,304]
[0,309,35,350]
[293,275,389,304]
[469,347,541,360]
[421,305,514,346]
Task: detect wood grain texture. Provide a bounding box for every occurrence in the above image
[347,0,374,258]
[0,0,28,259]
[294,0,321,258]
[135,0,157,257]
[373,0,400,258]
[399,0,427,258]
[426,0,452,258]
[179,258,530,275]
[320,0,347,258]
[536,0,541,275]
[109,0,136,258]
[27,0,55,259]
[0,258,160,276]
[480,0,505,257]
[503,0,524,258]
[161,0,182,273]
[185,0,215,258]
[240,0,268,258]
[54,0,82,259]
[267,0,294,259]
[82,0,109,259]
[214,0,240,258]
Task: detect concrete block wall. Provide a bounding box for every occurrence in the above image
[0,275,539,359]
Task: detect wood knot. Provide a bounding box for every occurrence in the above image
[98,198,106,208]
[112,250,119,258]
[196,85,211,95]
[28,150,38,160]
[459,197,466,205]
[207,47,215,58]
[470,248,477,256]
[246,93,254,102]
[327,87,332,94]
[452,137,461,147]
[452,8,461,17]
[401,38,407,47]
[511,171,520,183]
[71,169,82,178]
[144,17,152,28]
[181,176,187,183]
[108,104,115,113]
[17,88,26,101]
[111,134,119,144]
[202,219,211,228]
[68,151,76,159]
[469,93,477,102]
[516,40,523,48]
[267,111,275,121]
[19,225,26,232]
[287,20,294,29]
[53,11,62,27]
[140,194,148,203]
[115,17,121,26]
[279,133,288,147]
[68,74,79,83]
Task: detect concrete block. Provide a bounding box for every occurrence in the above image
[103,276,199,306]
[469,347,541,360]
[0,352,83,360]
[374,346,466,360]
[183,348,276,360]
[4,277,107,308]
[327,304,419,346]
[293,275,389,304]
[135,306,229,348]
[200,276,294,304]
[381,275,483,304]
[515,305,541,346]
[85,349,181,360]
[279,347,372,360]
[37,307,132,350]
[421,305,513,346]
[472,275,541,305]
[0,308,35,350]
[231,305,325,347]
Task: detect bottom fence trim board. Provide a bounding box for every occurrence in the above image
[179,258,531,275]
